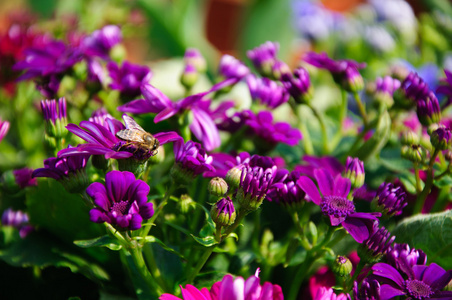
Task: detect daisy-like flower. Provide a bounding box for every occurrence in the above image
[281,67,313,104]
[160,269,283,300]
[247,74,289,109]
[386,243,427,272]
[267,170,306,209]
[297,168,381,243]
[60,115,180,162]
[372,262,452,300]
[218,54,250,83]
[107,60,152,100]
[87,170,153,230]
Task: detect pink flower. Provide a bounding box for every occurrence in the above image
[160,270,283,300]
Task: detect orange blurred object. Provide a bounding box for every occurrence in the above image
[321,0,364,12]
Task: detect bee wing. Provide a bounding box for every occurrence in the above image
[122,114,145,132]
[116,129,146,143]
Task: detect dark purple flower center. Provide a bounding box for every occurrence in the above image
[111,200,130,216]
[404,279,433,299]
[321,196,355,217]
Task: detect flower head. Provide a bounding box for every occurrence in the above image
[386,243,427,272]
[88,170,153,230]
[183,48,206,73]
[13,168,37,188]
[372,262,452,300]
[373,182,407,217]
[237,164,277,211]
[0,118,10,143]
[430,126,452,150]
[344,157,365,189]
[314,287,350,300]
[40,97,67,138]
[358,221,395,263]
[160,270,284,300]
[247,74,289,109]
[1,208,33,238]
[281,67,313,104]
[171,140,215,184]
[297,169,381,243]
[210,196,236,226]
[394,72,430,109]
[81,25,122,59]
[353,278,381,300]
[107,60,152,99]
[218,54,250,83]
[267,170,306,209]
[373,76,401,106]
[416,91,441,127]
[247,41,280,78]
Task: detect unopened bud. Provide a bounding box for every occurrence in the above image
[208,177,228,197]
[430,126,452,150]
[225,166,242,191]
[180,64,199,90]
[401,131,419,146]
[401,144,425,163]
[332,255,353,277]
[210,196,236,226]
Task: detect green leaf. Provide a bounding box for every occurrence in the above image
[74,235,122,251]
[0,231,109,283]
[392,210,452,270]
[191,234,217,247]
[143,236,184,259]
[399,172,424,195]
[353,109,391,161]
[435,175,452,188]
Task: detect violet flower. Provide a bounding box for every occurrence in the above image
[183,48,206,72]
[344,156,365,189]
[437,69,452,108]
[89,108,114,127]
[247,74,289,109]
[160,269,283,300]
[294,155,344,179]
[416,91,441,127]
[247,41,280,78]
[314,287,350,300]
[372,262,452,300]
[245,110,303,148]
[281,67,313,104]
[304,52,365,92]
[32,145,90,193]
[374,76,401,106]
[61,115,180,161]
[1,208,34,238]
[210,196,236,226]
[81,25,121,59]
[353,278,381,300]
[373,182,407,217]
[237,164,277,211]
[359,221,395,262]
[395,72,430,109]
[107,60,152,99]
[0,118,10,142]
[267,170,306,209]
[13,168,37,188]
[218,54,250,83]
[171,139,215,184]
[118,81,234,151]
[386,243,427,272]
[88,170,153,230]
[40,97,67,138]
[297,168,381,243]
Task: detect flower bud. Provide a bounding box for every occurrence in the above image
[281,67,313,105]
[344,157,365,189]
[401,144,425,163]
[271,60,291,81]
[179,194,196,214]
[430,126,452,150]
[416,92,441,127]
[372,182,407,217]
[208,177,229,197]
[340,67,364,93]
[225,166,242,191]
[332,255,353,277]
[358,222,395,263]
[401,131,419,146]
[210,196,236,226]
[184,48,207,73]
[180,63,199,90]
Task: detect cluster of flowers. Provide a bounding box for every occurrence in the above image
[2,18,452,300]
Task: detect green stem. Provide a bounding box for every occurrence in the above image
[291,211,311,250]
[346,259,366,292]
[143,244,171,292]
[414,164,423,193]
[331,89,348,149]
[434,164,451,180]
[414,148,440,214]
[307,103,329,154]
[290,99,313,155]
[129,246,164,296]
[353,92,368,127]
[223,209,248,238]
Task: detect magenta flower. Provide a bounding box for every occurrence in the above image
[81,25,122,59]
[437,69,452,108]
[372,262,452,300]
[13,168,37,188]
[218,54,250,82]
[1,208,34,238]
[88,170,153,230]
[386,243,427,272]
[172,140,215,183]
[281,67,313,104]
[314,287,350,300]
[267,170,306,208]
[107,60,152,99]
[247,74,289,109]
[247,41,280,77]
[245,110,302,147]
[160,270,283,300]
[294,155,344,179]
[0,118,10,142]
[118,81,235,151]
[61,115,180,161]
[297,168,381,243]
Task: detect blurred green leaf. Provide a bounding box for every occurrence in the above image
[191,234,217,247]
[74,235,122,251]
[393,210,452,270]
[143,236,184,258]
[434,175,452,188]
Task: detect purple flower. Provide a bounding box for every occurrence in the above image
[1,208,33,238]
[304,52,365,92]
[247,41,280,78]
[437,69,452,108]
[374,76,401,106]
[88,170,153,230]
[171,140,215,183]
[416,92,441,127]
[247,74,289,109]
[81,25,121,59]
[372,262,452,300]
[353,278,381,300]
[0,118,10,142]
[13,168,37,188]
[40,97,67,138]
[107,60,152,99]
[294,155,344,179]
[183,48,206,72]
[61,115,180,161]
[281,67,313,104]
[314,287,350,300]
[395,72,430,109]
[118,81,234,151]
[160,269,284,300]
[359,221,395,262]
[297,169,381,243]
[386,243,427,272]
[218,54,250,82]
[89,108,114,127]
[237,164,277,211]
[344,156,365,188]
[373,182,407,217]
[210,196,236,226]
[430,126,452,150]
[267,170,306,209]
[245,110,302,148]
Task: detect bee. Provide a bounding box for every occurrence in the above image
[116,114,160,154]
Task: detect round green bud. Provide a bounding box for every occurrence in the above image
[208,177,228,197]
[401,145,425,163]
[210,197,236,226]
[332,255,353,277]
[225,166,242,191]
[401,131,419,146]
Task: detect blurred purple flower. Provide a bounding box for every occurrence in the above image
[247,41,280,78]
[81,25,121,59]
[437,69,452,108]
[13,168,37,188]
[107,60,152,99]
[372,262,452,300]
[40,97,67,124]
[89,108,113,127]
[416,91,441,127]
[297,168,381,243]
[1,208,33,238]
[218,54,249,82]
[160,270,284,300]
[281,67,313,104]
[245,110,302,147]
[88,170,153,230]
[172,139,215,180]
[247,74,289,109]
[373,182,407,217]
[183,48,206,72]
[61,115,180,161]
[0,118,10,142]
[294,155,344,179]
[314,287,350,300]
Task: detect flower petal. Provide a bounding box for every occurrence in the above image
[154,131,183,145]
[334,175,351,198]
[314,169,335,197]
[297,176,322,205]
[372,263,405,287]
[379,284,406,300]
[106,170,126,203]
[342,217,371,243]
